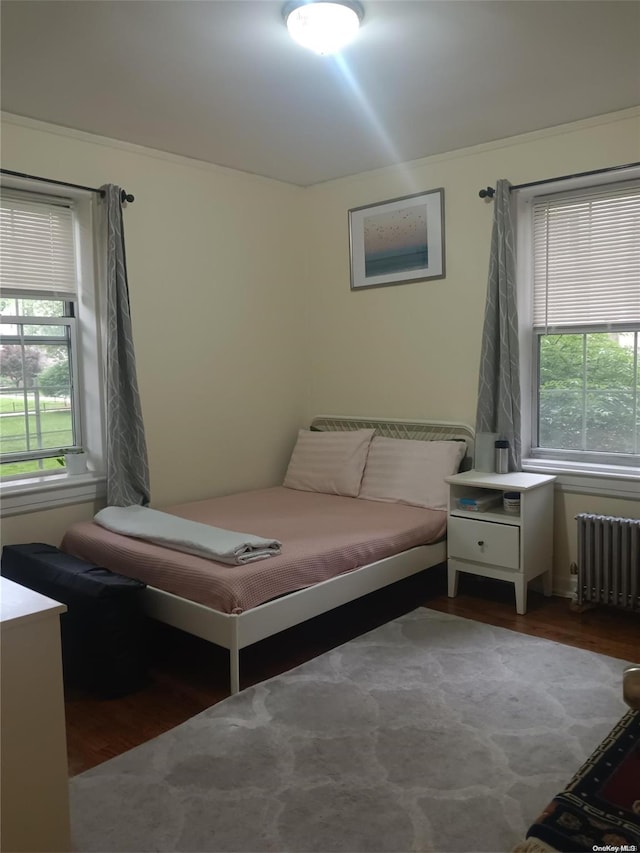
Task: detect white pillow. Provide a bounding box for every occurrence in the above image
[358,437,466,510]
[283,429,375,497]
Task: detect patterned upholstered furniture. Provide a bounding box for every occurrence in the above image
[516,665,640,853]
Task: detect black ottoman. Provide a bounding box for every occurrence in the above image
[1,542,149,698]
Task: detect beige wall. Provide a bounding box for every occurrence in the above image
[303,108,640,420]
[303,108,640,591]
[1,115,309,546]
[2,109,639,592]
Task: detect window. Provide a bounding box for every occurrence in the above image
[0,296,80,476]
[518,175,640,472]
[0,184,105,509]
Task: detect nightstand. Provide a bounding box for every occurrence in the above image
[445,470,556,615]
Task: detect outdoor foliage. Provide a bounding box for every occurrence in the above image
[0,345,42,388]
[0,296,64,319]
[38,361,71,398]
[539,333,638,453]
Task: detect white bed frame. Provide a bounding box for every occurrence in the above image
[141,416,475,694]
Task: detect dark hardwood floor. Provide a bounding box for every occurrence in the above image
[65,565,639,776]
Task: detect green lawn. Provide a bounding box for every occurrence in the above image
[0,394,69,414]
[2,456,63,477]
[1,406,73,477]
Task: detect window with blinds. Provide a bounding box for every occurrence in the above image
[1,190,78,297]
[0,189,82,479]
[533,181,640,332]
[530,179,640,465]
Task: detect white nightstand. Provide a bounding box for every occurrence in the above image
[445,470,556,615]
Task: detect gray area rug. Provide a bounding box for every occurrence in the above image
[70,609,631,852]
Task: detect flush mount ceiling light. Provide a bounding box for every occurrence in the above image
[283,1,364,55]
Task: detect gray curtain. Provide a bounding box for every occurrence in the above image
[101,185,150,506]
[475,179,521,471]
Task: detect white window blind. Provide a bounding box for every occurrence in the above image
[532,180,640,329]
[0,189,77,297]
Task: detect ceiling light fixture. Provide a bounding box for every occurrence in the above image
[283,1,364,56]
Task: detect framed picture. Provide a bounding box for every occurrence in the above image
[348,188,445,290]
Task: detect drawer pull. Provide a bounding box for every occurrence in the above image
[477,540,484,547]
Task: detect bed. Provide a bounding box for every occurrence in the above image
[61,416,474,693]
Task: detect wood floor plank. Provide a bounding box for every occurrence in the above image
[65,565,639,776]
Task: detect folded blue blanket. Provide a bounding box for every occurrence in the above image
[94,505,282,565]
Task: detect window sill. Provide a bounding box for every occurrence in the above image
[522,459,640,499]
[0,472,107,518]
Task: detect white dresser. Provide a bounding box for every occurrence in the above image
[1,577,71,852]
[445,470,556,614]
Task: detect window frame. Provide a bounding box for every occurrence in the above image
[516,166,640,481]
[0,180,106,516]
[0,296,83,470]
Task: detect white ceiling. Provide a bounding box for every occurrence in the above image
[1,1,639,186]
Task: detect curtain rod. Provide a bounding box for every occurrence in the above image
[0,168,135,204]
[478,161,640,199]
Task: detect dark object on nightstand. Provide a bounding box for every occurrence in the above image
[1,542,149,698]
[494,440,509,474]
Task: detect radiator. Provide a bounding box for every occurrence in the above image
[576,514,640,611]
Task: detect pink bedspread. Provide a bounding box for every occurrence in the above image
[61,487,446,614]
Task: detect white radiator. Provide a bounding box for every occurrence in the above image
[576,514,640,611]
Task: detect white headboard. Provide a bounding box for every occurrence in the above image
[309,415,475,471]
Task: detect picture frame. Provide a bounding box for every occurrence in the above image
[348,188,445,290]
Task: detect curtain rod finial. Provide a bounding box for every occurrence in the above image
[479,187,495,199]
[121,189,134,204]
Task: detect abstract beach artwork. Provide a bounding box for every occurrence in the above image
[349,188,445,290]
[364,205,428,276]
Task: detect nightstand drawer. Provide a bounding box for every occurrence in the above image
[448,516,520,570]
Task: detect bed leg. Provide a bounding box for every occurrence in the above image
[229,621,240,694]
[230,649,240,695]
